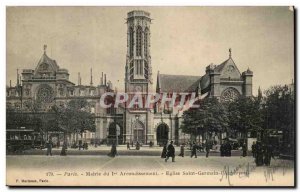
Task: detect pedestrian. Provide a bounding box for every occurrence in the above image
[60,140,67,156]
[179,143,185,157]
[225,142,232,157]
[131,141,134,148]
[127,142,130,150]
[190,141,197,158]
[242,142,247,157]
[264,144,274,166]
[78,140,82,150]
[161,143,167,158]
[108,142,117,157]
[255,141,264,166]
[165,141,175,162]
[205,142,210,158]
[46,138,53,156]
[136,141,140,150]
[149,141,153,147]
[220,142,225,157]
[251,141,257,158]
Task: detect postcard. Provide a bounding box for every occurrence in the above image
[6,6,295,187]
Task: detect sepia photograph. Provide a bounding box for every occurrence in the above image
[5,6,295,187]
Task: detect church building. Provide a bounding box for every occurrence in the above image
[6,10,253,146]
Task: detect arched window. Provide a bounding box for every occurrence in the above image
[144,27,149,58]
[129,27,134,57]
[136,26,142,56]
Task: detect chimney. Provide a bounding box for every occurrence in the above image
[104,74,107,86]
[10,80,11,88]
[101,72,103,85]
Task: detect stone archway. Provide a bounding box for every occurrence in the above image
[156,123,169,146]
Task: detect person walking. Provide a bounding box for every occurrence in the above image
[242,142,247,157]
[255,141,264,166]
[108,142,117,157]
[161,143,167,158]
[165,141,175,162]
[263,144,274,166]
[60,140,67,156]
[190,142,197,158]
[46,137,53,156]
[136,141,140,150]
[220,142,225,157]
[127,142,130,150]
[225,141,232,157]
[178,143,185,157]
[205,142,210,158]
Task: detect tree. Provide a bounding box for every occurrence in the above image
[262,85,294,156]
[50,99,96,141]
[227,96,263,140]
[181,97,228,141]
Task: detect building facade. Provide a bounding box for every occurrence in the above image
[6,10,253,145]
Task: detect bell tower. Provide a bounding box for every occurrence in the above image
[124,10,154,145]
[125,10,152,85]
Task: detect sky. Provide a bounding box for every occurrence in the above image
[6,6,294,95]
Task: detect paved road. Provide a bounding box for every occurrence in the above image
[8,145,247,156]
[6,155,294,186]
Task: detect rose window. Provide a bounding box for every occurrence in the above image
[220,87,240,102]
[37,85,54,103]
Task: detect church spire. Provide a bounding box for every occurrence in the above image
[229,48,232,58]
[90,68,93,86]
[258,86,262,100]
[16,69,19,86]
[44,44,47,54]
[78,72,81,85]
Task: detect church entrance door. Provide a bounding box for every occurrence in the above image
[156,123,169,146]
[133,121,145,144]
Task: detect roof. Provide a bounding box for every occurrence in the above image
[158,74,201,92]
[214,57,239,73]
[36,53,59,71]
[215,57,242,77]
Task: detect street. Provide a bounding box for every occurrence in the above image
[7,145,246,156]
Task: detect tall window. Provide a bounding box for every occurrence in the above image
[135,60,143,75]
[140,62,143,75]
[144,61,148,79]
[136,26,142,56]
[129,27,134,57]
[144,28,149,58]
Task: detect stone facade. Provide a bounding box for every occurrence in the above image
[7,10,253,145]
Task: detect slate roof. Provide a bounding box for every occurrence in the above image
[37,53,59,71]
[214,58,231,72]
[157,74,201,92]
